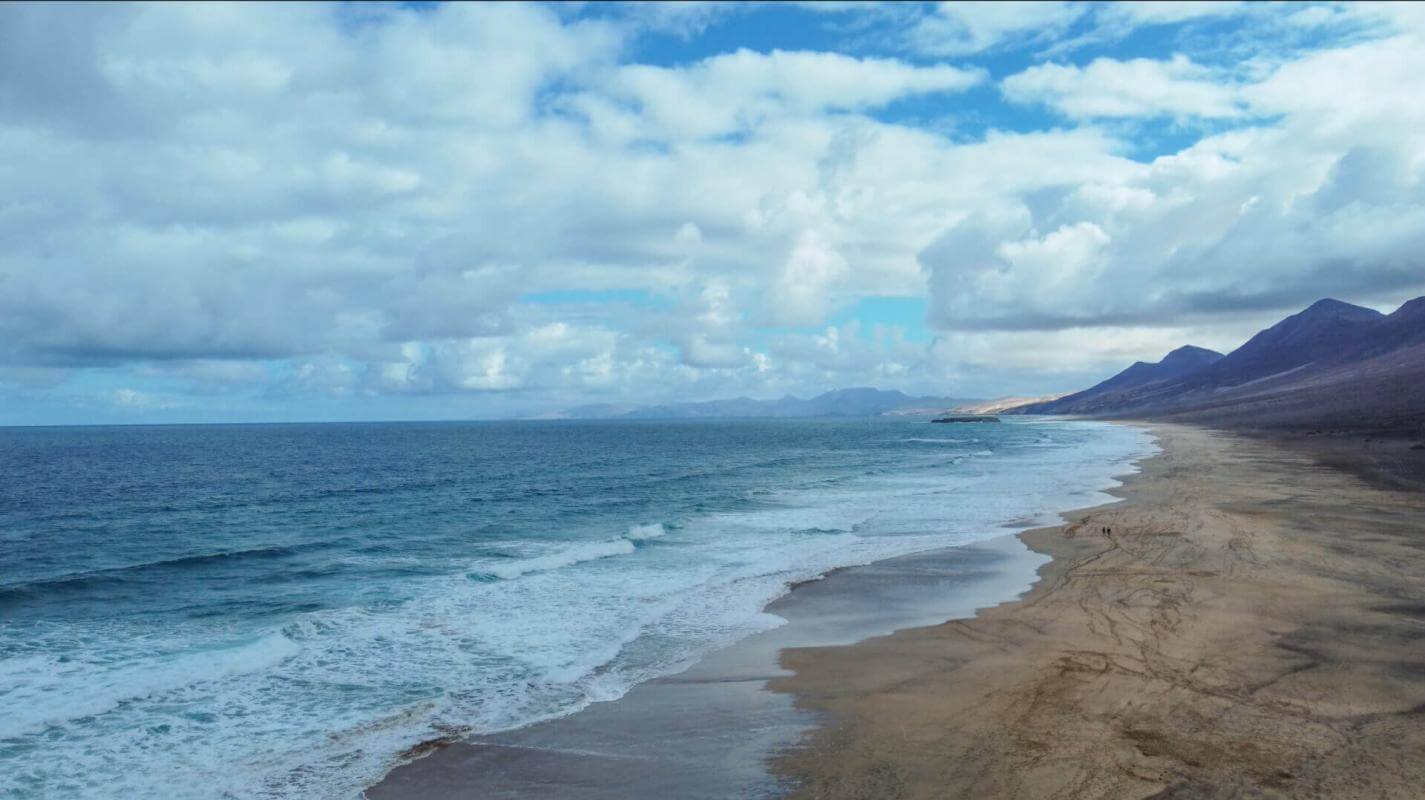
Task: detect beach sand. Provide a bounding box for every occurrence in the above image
[774,423,1425,798]
[369,422,1425,799]
[366,536,1052,799]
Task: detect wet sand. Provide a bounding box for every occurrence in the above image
[367,535,1053,799]
[775,423,1425,798]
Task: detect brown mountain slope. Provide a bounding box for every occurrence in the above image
[1013,297,1425,434]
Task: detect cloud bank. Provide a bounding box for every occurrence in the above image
[1,2,1422,423]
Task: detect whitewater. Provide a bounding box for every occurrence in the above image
[0,417,1154,798]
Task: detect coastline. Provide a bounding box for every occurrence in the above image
[773,423,1425,798]
[366,534,1054,799]
[366,422,1151,799]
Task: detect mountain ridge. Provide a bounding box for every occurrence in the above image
[1018,343,1223,416]
[1013,296,1425,433]
[558,387,976,420]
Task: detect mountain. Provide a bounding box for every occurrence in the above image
[1186,299,1384,390]
[1023,345,1223,415]
[562,388,975,420]
[1014,296,1425,433]
[552,403,640,420]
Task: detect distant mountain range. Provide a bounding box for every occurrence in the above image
[1011,296,1425,432]
[558,388,975,420]
[552,296,1423,431]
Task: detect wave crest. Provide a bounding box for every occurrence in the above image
[624,523,666,541]
[469,539,637,582]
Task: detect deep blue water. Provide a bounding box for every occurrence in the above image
[0,418,1153,798]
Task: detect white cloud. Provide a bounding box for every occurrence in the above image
[928,319,1259,379]
[997,222,1112,291]
[606,48,982,140]
[770,321,925,384]
[766,230,851,326]
[1097,1,1245,28]
[1002,55,1245,119]
[906,1,1087,56]
[926,27,1425,335]
[1,2,1423,418]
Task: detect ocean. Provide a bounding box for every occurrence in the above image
[0,417,1154,799]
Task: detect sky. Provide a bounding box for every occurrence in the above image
[3,1,1425,424]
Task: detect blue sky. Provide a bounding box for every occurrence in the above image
[1,1,1423,424]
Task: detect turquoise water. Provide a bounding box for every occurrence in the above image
[0,418,1153,798]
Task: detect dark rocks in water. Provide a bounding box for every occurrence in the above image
[931,416,1000,424]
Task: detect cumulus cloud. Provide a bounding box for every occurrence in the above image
[1097,1,1246,27]
[1,2,1423,420]
[1001,55,1245,119]
[766,231,851,326]
[607,48,982,140]
[905,1,1087,56]
[925,28,1425,334]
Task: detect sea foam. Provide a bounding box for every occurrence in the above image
[471,539,637,581]
[0,418,1157,800]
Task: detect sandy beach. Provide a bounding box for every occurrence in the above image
[366,535,1055,799]
[367,421,1425,799]
[774,423,1425,798]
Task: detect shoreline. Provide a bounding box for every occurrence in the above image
[365,534,1054,799]
[365,422,1152,799]
[772,423,1425,798]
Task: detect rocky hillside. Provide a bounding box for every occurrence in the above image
[1012,297,1425,433]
